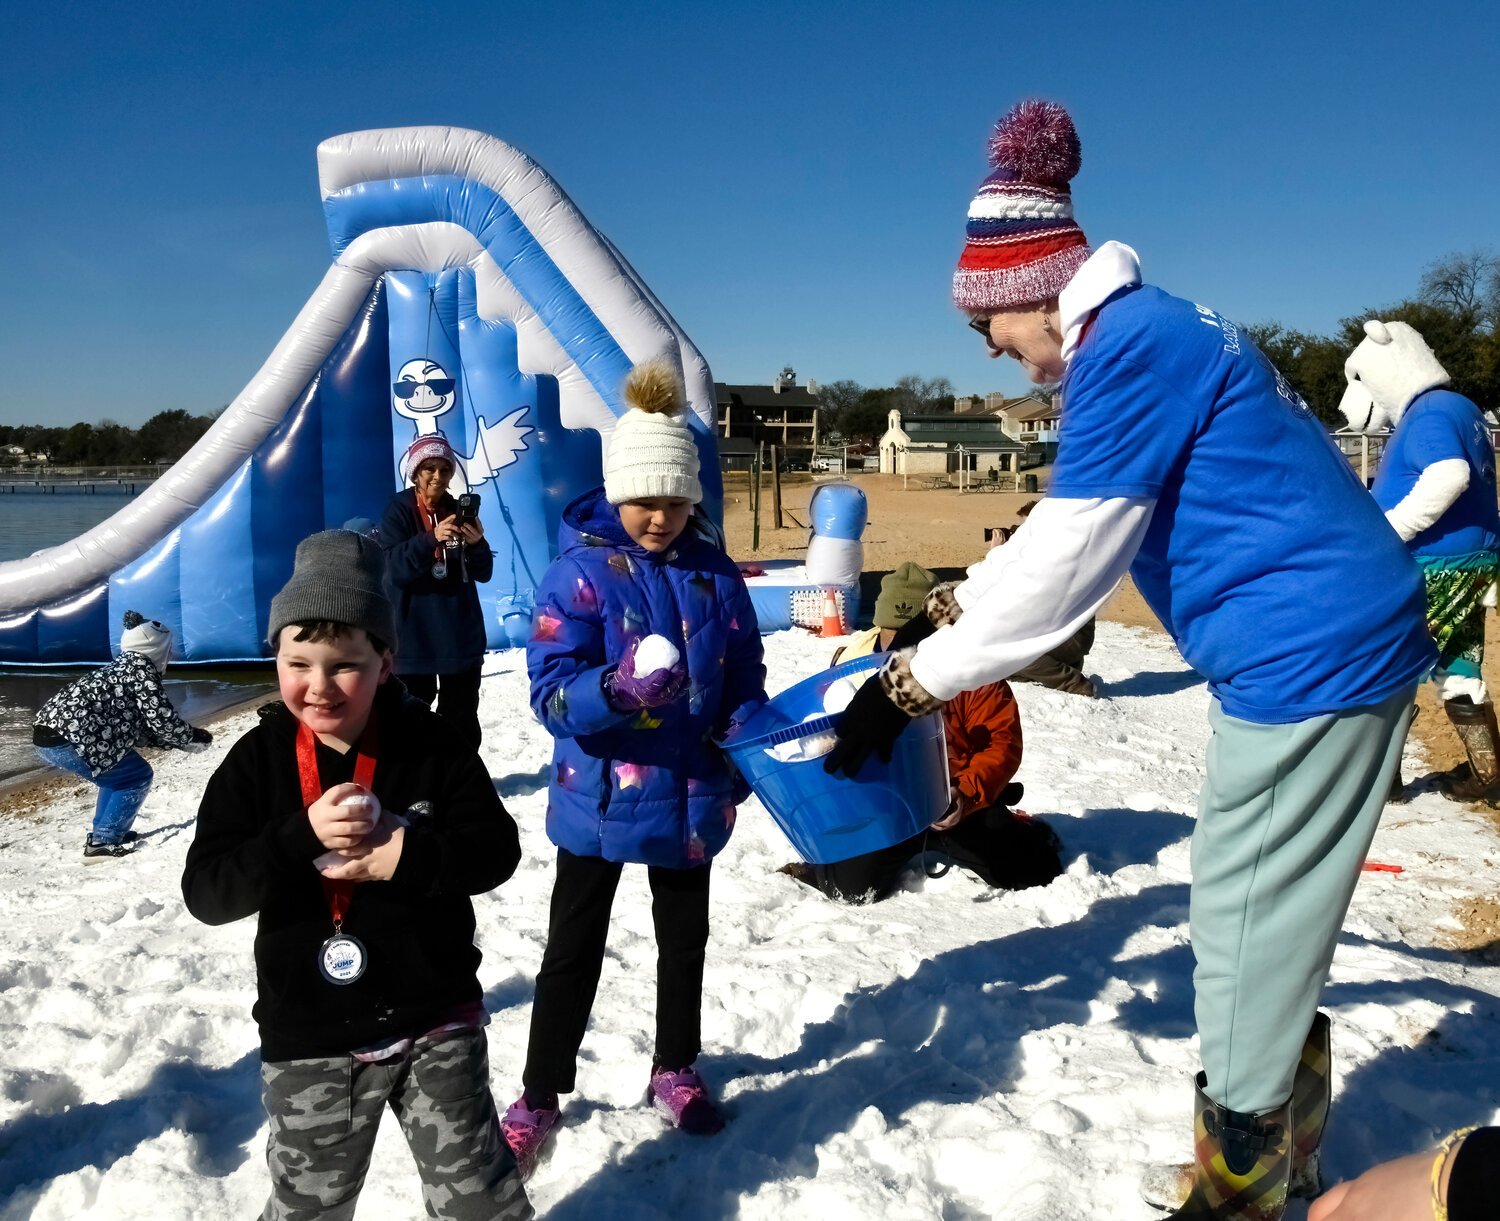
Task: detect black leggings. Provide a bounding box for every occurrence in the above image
[402,667,482,749]
[523,848,711,1095]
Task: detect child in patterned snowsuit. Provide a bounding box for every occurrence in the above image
[500,357,765,1173]
[33,609,212,859]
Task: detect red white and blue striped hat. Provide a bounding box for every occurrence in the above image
[953,100,1090,312]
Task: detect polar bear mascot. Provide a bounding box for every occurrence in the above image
[1342,319,1500,803]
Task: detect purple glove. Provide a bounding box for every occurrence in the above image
[605,636,688,711]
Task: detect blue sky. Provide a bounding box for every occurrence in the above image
[1,0,1496,427]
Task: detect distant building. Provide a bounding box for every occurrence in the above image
[878,408,1034,476]
[716,365,819,462]
[994,395,1061,459]
[954,392,1018,416]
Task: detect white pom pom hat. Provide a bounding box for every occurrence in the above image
[603,357,703,505]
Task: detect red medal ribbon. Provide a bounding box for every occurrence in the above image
[415,495,445,564]
[296,713,379,928]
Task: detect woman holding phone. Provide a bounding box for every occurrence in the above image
[380,434,494,747]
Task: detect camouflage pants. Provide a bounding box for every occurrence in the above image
[259,1029,533,1221]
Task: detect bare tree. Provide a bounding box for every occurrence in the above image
[1420,249,1500,326]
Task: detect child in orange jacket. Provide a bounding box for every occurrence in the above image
[800,562,1062,902]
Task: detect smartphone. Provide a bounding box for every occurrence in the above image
[457,492,481,523]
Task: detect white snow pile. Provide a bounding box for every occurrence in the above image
[2,623,1499,1219]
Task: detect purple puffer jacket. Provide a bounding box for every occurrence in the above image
[527,489,766,869]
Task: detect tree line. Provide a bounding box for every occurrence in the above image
[814,375,958,443]
[1242,249,1499,428]
[0,409,219,467]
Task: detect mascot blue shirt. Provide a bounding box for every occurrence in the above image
[1050,284,1434,723]
[1371,388,1500,559]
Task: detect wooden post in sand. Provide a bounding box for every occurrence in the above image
[770,445,784,529]
[752,442,762,551]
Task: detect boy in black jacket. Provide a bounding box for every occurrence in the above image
[182,530,532,1221]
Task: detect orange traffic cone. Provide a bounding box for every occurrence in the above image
[820,589,843,638]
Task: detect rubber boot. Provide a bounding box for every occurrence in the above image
[1286,1010,1330,1198]
[1439,697,1500,804]
[1164,1076,1291,1221]
[1142,1013,1328,1211]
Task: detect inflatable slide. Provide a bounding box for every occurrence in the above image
[0,127,721,663]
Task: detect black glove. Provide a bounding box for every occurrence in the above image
[823,675,914,778]
[185,726,213,753]
[887,612,937,651]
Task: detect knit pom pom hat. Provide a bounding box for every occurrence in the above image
[120,609,173,673]
[953,99,1091,312]
[603,357,703,505]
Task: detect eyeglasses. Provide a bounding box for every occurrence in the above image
[392,378,456,400]
[968,315,1003,354]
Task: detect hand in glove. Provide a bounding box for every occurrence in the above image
[824,652,945,778]
[823,674,914,778]
[605,635,688,711]
[185,726,214,753]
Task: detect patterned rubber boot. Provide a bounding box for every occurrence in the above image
[1142,1013,1330,1211]
[1439,699,1500,804]
[1287,1011,1331,1198]
[647,1063,725,1135]
[1162,1076,1291,1221]
[500,1093,562,1180]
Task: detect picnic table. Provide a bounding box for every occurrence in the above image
[919,475,951,490]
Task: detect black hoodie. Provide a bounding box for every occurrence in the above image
[182,680,521,1060]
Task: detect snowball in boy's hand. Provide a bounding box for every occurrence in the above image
[823,676,863,715]
[631,634,681,677]
[336,791,380,821]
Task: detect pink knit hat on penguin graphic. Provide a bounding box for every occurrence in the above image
[953,100,1090,312]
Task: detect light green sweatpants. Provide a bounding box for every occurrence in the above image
[1190,685,1414,1114]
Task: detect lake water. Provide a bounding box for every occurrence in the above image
[0,492,277,787]
[0,490,142,563]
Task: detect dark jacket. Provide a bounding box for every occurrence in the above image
[35,651,198,773]
[380,488,495,674]
[527,488,766,869]
[181,680,520,1061]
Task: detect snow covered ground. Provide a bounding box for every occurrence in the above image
[2,623,1498,1219]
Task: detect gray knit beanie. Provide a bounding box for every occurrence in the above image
[267,530,398,651]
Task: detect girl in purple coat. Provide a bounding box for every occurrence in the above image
[501,358,765,1174]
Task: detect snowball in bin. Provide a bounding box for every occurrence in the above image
[765,711,838,762]
[822,676,864,715]
[632,634,681,677]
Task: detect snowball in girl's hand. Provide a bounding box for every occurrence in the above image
[632,634,681,677]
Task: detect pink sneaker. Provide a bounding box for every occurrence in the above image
[501,1095,561,1178]
[647,1063,725,1135]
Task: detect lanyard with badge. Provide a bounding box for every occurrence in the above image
[415,497,448,581]
[296,716,378,985]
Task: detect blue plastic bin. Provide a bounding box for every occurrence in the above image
[723,653,950,864]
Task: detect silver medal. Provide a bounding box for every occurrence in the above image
[431,559,448,580]
[319,933,367,985]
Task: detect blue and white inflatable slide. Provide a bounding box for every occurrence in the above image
[0,127,721,663]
